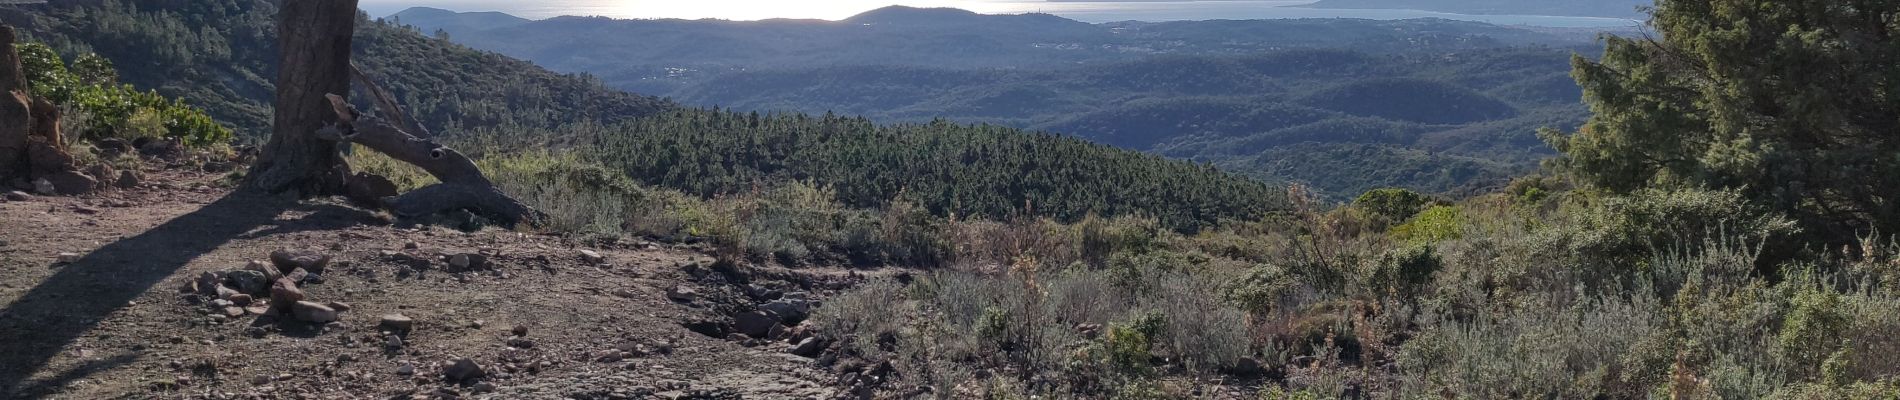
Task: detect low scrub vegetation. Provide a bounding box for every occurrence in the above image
[806,186,1900,398]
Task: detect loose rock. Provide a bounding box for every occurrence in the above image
[32,178,53,195]
[444,358,486,382]
[578,249,605,264]
[224,270,271,295]
[758,298,813,324]
[55,252,81,263]
[269,248,331,274]
[789,337,825,357]
[379,314,415,332]
[665,285,698,303]
[44,171,97,195]
[4,191,30,201]
[291,301,338,323]
[270,278,304,306]
[114,170,139,189]
[734,311,780,338]
[245,260,282,281]
[447,253,486,271]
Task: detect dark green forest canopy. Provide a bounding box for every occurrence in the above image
[0,0,1286,231]
[581,110,1287,231]
[0,0,673,137]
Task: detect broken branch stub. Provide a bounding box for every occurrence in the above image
[319,94,541,226]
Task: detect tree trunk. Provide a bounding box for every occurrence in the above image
[1,25,33,181]
[317,95,541,225]
[246,0,358,196]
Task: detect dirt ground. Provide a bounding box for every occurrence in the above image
[0,169,858,399]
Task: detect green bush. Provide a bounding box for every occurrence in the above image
[1391,205,1465,243]
[15,42,231,146]
[1353,188,1430,223]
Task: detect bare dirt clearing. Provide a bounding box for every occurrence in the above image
[0,170,852,399]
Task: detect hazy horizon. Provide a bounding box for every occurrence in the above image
[360,0,1643,27]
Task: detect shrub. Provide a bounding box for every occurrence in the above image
[17,43,231,146]
[1391,205,1464,243]
[1353,188,1430,223]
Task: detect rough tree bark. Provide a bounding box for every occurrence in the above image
[249,2,539,224]
[319,94,539,225]
[246,0,358,196]
[1,25,31,180]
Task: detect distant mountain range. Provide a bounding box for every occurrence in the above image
[385,6,529,33]
[1302,0,1651,19]
[382,5,1614,197]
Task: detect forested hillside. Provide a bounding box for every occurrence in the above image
[667,48,1587,196]
[0,0,672,137]
[396,6,1609,198]
[1304,0,1652,19]
[0,0,1284,231]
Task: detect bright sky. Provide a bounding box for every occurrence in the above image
[358,0,1053,21]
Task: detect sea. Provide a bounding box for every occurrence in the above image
[356,0,1644,28]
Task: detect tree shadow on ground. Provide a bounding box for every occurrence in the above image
[0,192,376,398]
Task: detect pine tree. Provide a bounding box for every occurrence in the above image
[1544,0,1900,241]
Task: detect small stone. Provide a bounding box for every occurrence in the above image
[270,278,304,306]
[326,301,352,312]
[283,268,309,283]
[245,260,282,281]
[443,358,485,381]
[291,301,338,323]
[506,337,535,349]
[226,293,252,305]
[385,335,404,350]
[578,249,605,264]
[734,311,780,338]
[55,252,82,264]
[471,382,496,393]
[447,253,487,271]
[379,314,415,332]
[404,241,420,250]
[221,307,245,318]
[510,325,528,337]
[665,285,697,302]
[3,191,28,201]
[115,170,140,189]
[44,171,98,195]
[32,178,54,195]
[789,337,825,357]
[396,363,416,375]
[224,270,271,294]
[269,248,331,274]
[759,298,813,324]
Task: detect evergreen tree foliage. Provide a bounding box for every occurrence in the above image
[1545,0,1900,241]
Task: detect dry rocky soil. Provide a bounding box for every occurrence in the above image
[0,168,888,399]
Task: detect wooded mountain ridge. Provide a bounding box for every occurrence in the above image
[398,6,1608,197]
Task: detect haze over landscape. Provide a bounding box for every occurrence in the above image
[359,0,1646,26]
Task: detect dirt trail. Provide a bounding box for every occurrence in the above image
[0,170,843,399]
